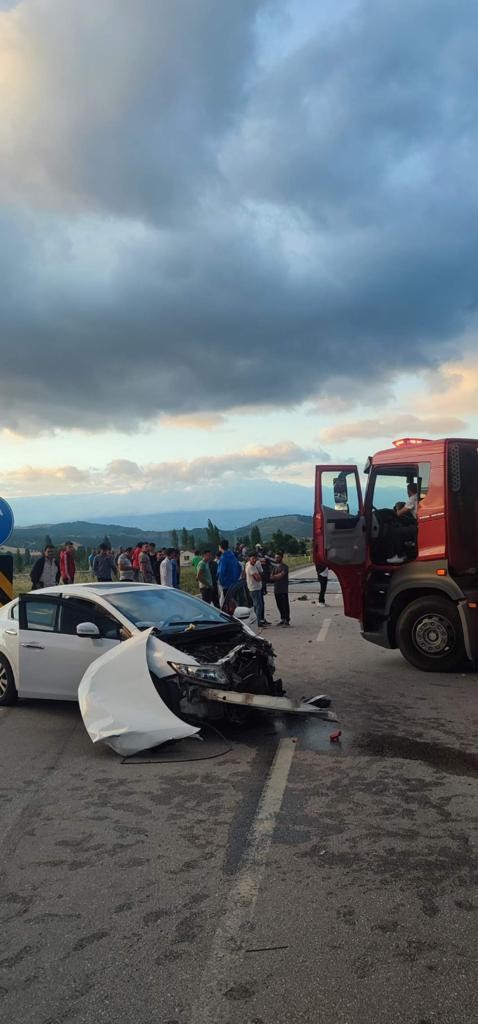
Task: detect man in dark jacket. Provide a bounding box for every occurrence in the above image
[93,544,117,582]
[30,546,60,589]
[270,551,290,626]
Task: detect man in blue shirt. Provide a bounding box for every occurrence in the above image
[217,539,241,605]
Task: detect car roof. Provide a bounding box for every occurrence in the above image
[29,583,177,598]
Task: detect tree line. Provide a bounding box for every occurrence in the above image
[8,522,307,573]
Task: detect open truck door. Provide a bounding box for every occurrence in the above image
[314,465,366,619]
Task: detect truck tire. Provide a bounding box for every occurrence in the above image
[396,596,467,672]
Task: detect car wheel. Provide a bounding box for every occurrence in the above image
[396,596,467,672]
[0,654,18,706]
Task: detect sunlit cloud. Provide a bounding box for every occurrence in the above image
[319,414,468,445]
[160,413,226,430]
[1,441,329,498]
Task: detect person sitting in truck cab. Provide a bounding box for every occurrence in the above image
[387,485,419,563]
[395,482,418,519]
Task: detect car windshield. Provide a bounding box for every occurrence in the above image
[106,588,230,630]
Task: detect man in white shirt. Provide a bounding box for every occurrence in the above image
[160,548,174,587]
[387,483,419,563]
[245,554,265,626]
[395,483,418,519]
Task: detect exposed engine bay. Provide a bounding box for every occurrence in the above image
[79,626,336,756]
[150,624,283,722]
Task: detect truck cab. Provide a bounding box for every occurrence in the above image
[314,438,478,671]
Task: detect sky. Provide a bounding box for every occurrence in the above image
[1,0,478,526]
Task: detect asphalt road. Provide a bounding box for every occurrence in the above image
[1,567,477,1024]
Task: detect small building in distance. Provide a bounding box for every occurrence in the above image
[180,549,195,568]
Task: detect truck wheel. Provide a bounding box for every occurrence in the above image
[0,654,17,706]
[396,596,466,672]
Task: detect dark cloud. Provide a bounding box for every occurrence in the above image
[1,0,477,433]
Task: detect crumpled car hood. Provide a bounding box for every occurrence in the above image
[78,628,198,756]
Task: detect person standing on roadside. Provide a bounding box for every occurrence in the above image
[217,539,241,606]
[171,549,181,588]
[60,541,76,585]
[209,552,220,607]
[153,549,165,583]
[191,550,202,573]
[245,553,265,626]
[196,550,215,603]
[160,548,174,587]
[93,543,117,582]
[315,562,329,605]
[270,551,290,626]
[131,542,144,582]
[30,545,60,589]
[139,542,154,583]
[118,546,135,582]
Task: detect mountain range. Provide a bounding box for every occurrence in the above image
[4,513,313,553]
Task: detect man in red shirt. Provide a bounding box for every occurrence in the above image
[60,541,76,585]
[131,542,144,582]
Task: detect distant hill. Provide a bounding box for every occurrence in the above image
[4,514,313,552]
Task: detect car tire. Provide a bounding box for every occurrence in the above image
[0,654,18,706]
[396,596,467,672]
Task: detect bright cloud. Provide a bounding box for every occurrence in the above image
[1,441,328,497]
[319,414,468,445]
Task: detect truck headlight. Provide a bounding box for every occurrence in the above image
[168,662,229,686]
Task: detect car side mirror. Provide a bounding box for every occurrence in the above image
[76,622,101,638]
[234,607,251,620]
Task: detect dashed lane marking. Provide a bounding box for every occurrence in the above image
[316,618,332,642]
[192,736,297,1024]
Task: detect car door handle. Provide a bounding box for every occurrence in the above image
[5,629,18,636]
[20,642,45,650]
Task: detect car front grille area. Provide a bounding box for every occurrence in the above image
[169,628,280,696]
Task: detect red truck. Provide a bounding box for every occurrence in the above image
[313,437,478,671]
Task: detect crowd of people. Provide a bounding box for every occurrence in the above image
[193,539,292,626]
[29,537,302,627]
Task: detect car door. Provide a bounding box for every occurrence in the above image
[314,465,366,619]
[18,594,123,700]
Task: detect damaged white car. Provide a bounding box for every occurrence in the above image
[0,584,336,754]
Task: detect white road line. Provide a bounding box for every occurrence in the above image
[316,618,332,642]
[192,737,297,1024]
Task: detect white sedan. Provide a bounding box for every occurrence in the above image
[0,583,335,754]
[0,583,260,705]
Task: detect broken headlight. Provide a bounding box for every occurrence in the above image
[168,662,229,686]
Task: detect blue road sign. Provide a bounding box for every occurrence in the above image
[0,498,14,546]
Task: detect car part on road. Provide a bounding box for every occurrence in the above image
[195,687,338,719]
[79,629,200,755]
